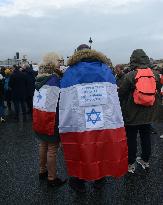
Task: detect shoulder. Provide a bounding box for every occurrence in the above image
[123,70,136,83]
[152,70,160,82]
[36,74,51,81]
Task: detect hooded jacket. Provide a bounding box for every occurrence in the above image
[119,49,161,125]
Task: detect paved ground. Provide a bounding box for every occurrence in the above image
[0,114,163,205]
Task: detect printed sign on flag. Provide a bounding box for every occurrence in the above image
[77,84,107,107]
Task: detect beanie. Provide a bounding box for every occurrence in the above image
[77,44,90,51]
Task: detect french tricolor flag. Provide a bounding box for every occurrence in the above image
[59,62,128,180]
[33,75,60,136]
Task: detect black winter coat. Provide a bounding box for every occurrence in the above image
[0,78,4,101]
[23,68,36,97]
[9,69,28,101]
[119,69,161,125]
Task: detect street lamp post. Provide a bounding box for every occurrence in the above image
[89,37,93,49]
[7,58,11,67]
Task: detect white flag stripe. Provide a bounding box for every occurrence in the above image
[59,82,124,133]
[60,82,119,109]
[33,85,60,112]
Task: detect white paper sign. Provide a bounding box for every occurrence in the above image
[77,84,107,106]
[85,106,104,129]
[33,89,48,109]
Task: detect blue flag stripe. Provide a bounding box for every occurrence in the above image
[61,62,116,88]
[45,75,60,87]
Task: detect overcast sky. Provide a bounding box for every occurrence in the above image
[0,0,163,65]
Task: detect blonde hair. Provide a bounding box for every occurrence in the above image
[43,52,61,66]
[39,52,61,74]
[5,68,12,75]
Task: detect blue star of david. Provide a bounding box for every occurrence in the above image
[37,92,42,103]
[86,108,101,125]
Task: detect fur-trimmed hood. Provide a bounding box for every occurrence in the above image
[67,49,113,68]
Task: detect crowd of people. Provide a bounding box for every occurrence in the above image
[1,46,163,192]
[0,64,37,121]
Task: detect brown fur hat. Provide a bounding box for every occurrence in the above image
[67,49,113,68]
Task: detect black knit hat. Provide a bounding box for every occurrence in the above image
[77,44,90,51]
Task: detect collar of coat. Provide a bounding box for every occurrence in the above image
[37,69,62,78]
[67,49,113,68]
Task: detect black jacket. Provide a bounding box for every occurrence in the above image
[23,68,36,97]
[9,69,28,101]
[119,68,161,125]
[0,78,4,100]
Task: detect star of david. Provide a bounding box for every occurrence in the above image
[86,108,101,125]
[37,92,42,103]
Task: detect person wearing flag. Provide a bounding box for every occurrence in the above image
[33,55,66,187]
[59,44,128,192]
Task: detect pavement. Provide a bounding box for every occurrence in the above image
[0,114,163,205]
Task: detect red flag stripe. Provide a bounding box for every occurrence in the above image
[33,108,56,136]
[61,127,128,180]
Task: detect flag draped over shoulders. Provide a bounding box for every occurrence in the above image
[33,75,60,137]
[59,58,128,180]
